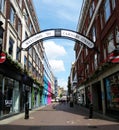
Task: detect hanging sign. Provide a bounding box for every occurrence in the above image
[0,52,6,63]
[22,29,94,50]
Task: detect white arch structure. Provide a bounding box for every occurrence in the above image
[21,29,94,50]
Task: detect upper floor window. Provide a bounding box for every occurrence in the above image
[85,64,89,76]
[17,19,22,38]
[103,41,107,61]
[92,25,96,42]
[28,48,32,56]
[28,61,32,72]
[85,47,88,56]
[94,53,98,69]
[24,56,27,70]
[9,37,14,56]
[107,33,115,53]
[16,46,21,62]
[89,0,95,18]
[104,0,111,22]
[111,0,116,10]
[10,6,16,25]
[115,26,119,47]
[17,0,22,8]
[29,23,33,33]
[0,0,5,13]
[25,32,28,39]
[33,48,36,61]
[23,9,29,25]
[36,54,38,65]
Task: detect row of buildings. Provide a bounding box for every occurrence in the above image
[69,0,119,119]
[0,0,58,119]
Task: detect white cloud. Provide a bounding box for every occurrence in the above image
[44,41,66,59]
[44,41,66,73]
[49,60,65,72]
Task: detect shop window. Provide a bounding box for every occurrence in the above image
[105,73,119,111]
[9,37,14,56]
[3,78,14,115]
[0,75,4,113]
[104,0,111,22]
[12,80,20,112]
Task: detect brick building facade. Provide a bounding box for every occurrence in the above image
[74,0,119,118]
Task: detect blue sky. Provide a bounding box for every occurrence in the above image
[33,0,83,90]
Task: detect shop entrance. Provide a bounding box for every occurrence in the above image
[92,81,102,112]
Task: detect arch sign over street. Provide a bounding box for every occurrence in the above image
[21,29,94,50]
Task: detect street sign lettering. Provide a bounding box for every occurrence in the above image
[22,29,94,50]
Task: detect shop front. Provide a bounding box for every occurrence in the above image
[78,85,86,106]
[0,75,20,118]
[104,71,119,117]
[0,59,33,119]
[92,81,102,112]
[32,83,40,109]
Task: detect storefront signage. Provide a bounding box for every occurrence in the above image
[22,30,55,49]
[0,52,6,63]
[61,30,94,48]
[5,100,12,107]
[22,29,94,50]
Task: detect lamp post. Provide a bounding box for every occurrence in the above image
[24,85,29,119]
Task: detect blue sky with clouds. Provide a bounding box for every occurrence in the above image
[33,0,83,90]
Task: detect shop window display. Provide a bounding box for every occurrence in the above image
[0,75,4,116]
[0,76,20,117]
[3,78,14,115]
[105,73,119,112]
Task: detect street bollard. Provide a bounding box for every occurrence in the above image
[89,103,93,118]
[24,102,29,119]
[70,101,73,107]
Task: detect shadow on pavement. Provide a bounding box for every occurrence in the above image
[39,103,119,122]
[0,124,119,130]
